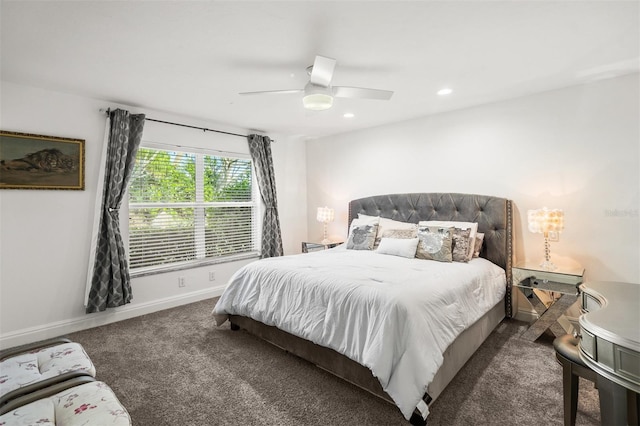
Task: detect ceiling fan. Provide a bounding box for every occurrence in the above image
[239,55,393,111]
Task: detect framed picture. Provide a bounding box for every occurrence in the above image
[0,130,85,190]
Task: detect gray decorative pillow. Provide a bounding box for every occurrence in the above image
[346,224,378,250]
[350,215,380,238]
[418,221,478,261]
[381,228,418,239]
[451,228,472,262]
[473,232,485,258]
[416,226,453,262]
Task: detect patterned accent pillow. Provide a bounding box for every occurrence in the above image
[416,226,453,262]
[346,224,378,250]
[350,215,380,234]
[373,218,418,248]
[473,232,485,258]
[419,221,478,261]
[451,228,472,262]
[381,228,418,239]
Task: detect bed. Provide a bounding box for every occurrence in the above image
[213,193,513,425]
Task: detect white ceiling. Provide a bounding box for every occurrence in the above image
[2,1,638,139]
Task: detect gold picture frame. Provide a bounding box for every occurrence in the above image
[0,130,85,190]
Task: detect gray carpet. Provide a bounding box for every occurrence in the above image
[67,298,600,425]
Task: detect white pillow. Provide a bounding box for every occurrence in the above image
[376,237,419,259]
[357,213,379,221]
[378,217,417,236]
[418,220,478,261]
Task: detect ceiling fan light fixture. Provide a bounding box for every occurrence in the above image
[303,82,333,111]
[303,93,333,110]
[240,56,393,110]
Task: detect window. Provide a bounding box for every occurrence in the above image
[128,144,259,273]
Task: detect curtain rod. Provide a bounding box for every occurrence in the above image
[145,117,248,138]
[99,108,253,139]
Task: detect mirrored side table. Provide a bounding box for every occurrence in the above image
[513,262,584,341]
[301,241,343,253]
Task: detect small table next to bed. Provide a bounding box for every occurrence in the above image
[513,262,584,342]
[301,241,343,253]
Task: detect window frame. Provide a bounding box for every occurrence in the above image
[126,141,261,277]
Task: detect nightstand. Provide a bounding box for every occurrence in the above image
[513,262,584,341]
[301,241,343,253]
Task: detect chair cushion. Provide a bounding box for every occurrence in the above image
[0,381,130,425]
[553,334,588,367]
[0,342,96,398]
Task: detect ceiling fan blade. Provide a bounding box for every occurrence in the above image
[309,55,336,87]
[239,89,303,96]
[333,86,394,100]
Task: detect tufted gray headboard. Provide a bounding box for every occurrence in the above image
[348,193,513,317]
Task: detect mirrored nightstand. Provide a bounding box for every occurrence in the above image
[513,262,584,341]
[301,241,343,253]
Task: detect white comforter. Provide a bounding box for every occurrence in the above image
[213,246,506,420]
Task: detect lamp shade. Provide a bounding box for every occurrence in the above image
[527,208,564,234]
[316,206,334,223]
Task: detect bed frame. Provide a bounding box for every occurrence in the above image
[230,192,513,425]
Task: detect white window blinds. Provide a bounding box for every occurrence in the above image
[128,146,258,271]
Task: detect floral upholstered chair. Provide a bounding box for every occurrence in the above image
[0,338,96,408]
[0,379,131,425]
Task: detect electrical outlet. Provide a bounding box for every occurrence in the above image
[209,271,216,281]
[178,277,186,288]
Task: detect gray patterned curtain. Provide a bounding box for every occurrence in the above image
[248,134,283,258]
[86,109,145,313]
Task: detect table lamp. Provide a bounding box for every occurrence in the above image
[316,206,334,245]
[527,207,564,271]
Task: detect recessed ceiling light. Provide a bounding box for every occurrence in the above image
[343,113,355,118]
[437,88,453,96]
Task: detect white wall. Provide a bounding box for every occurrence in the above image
[0,81,307,348]
[270,133,308,256]
[306,75,640,291]
[2,74,637,346]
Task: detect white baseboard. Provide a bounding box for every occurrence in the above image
[514,308,538,323]
[0,286,226,350]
